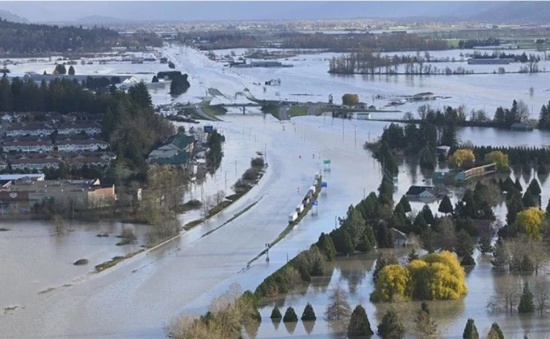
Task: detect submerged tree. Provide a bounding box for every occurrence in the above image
[462,318,479,339]
[347,305,373,337]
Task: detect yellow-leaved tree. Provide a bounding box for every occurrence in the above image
[372,251,467,302]
[371,264,409,302]
[484,150,510,173]
[514,207,546,240]
[449,149,475,168]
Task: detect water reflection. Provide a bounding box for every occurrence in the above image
[303,320,315,335]
[284,321,297,334]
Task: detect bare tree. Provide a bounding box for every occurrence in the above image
[214,190,226,205]
[533,276,550,316]
[527,239,549,276]
[325,285,351,321]
[202,195,213,218]
[487,275,521,314]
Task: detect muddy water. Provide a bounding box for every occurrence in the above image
[0,221,149,310]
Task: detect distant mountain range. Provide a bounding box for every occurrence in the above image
[1,2,550,25]
[0,9,28,23]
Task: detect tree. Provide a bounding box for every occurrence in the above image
[421,205,434,225]
[371,264,409,302]
[283,306,298,322]
[342,93,359,106]
[152,75,159,83]
[325,285,351,321]
[347,305,373,337]
[491,238,509,271]
[462,318,479,339]
[449,149,475,169]
[487,322,504,339]
[415,302,437,338]
[478,237,493,254]
[455,229,474,257]
[527,178,542,196]
[54,64,66,75]
[372,252,398,282]
[514,207,546,240]
[68,65,75,75]
[377,309,404,339]
[397,195,411,213]
[301,303,316,321]
[518,282,535,313]
[317,233,336,261]
[270,306,282,320]
[485,151,510,172]
[487,275,521,313]
[533,276,550,316]
[438,195,454,215]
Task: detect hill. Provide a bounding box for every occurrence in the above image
[0,19,161,55]
[0,9,28,23]
[470,2,550,24]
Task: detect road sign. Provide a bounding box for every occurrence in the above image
[323,159,331,165]
[203,125,214,133]
[321,182,328,188]
[312,200,318,206]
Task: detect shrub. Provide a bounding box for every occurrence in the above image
[301,303,316,321]
[270,306,282,319]
[283,306,298,322]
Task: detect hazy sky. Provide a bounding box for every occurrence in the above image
[0,1,500,23]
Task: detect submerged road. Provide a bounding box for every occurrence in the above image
[0,115,383,338]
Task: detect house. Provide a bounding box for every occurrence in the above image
[406,186,436,199]
[57,122,102,135]
[3,139,54,153]
[10,157,61,171]
[6,122,56,137]
[436,146,451,157]
[406,185,451,200]
[391,228,409,247]
[0,190,31,215]
[411,92,435,101]
[148,133,195,166]
[56,139,109,152]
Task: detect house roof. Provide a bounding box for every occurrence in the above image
[406,186,432,196]
[391,228,408,241]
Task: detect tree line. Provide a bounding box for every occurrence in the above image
[458,37,500,49]
[0,19,161,55]
[281,32,449,53]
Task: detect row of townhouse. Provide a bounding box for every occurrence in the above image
[0,152,116,171]
[5,122,102,138]
[3,138,110,153]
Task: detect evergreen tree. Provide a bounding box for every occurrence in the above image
[396,195,411,213]
[378,177,394,206]
[461,253,476,266]
[514,178,523,192]
[68,65,75,75]
[455,229,474,257]
[438,195,454,215]
[462,318,479,339]
[317,233,336,261]
[502,177,515,192]
[522,192,538,208]
[356,225,376,253]
[527,178,542,195]
[342,230,355,255]
[415,302,437,338]
[421,204,435,225]
[487,322,505,339]
[378,309,405,339]
[283,306,298,322]
[301,303,316,321]
[356,192,379,221]
[518,282,535,313]
[478,237,493,254]
[151,75,159,83]
[491,238,509,271]
[376,222,394,248]
[270,306,282,320]
[347,305,373,337]
[413,212,428,234]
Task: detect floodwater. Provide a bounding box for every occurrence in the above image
[0,221,149,310]
[254,250,550,339]
[3,44,550,337]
